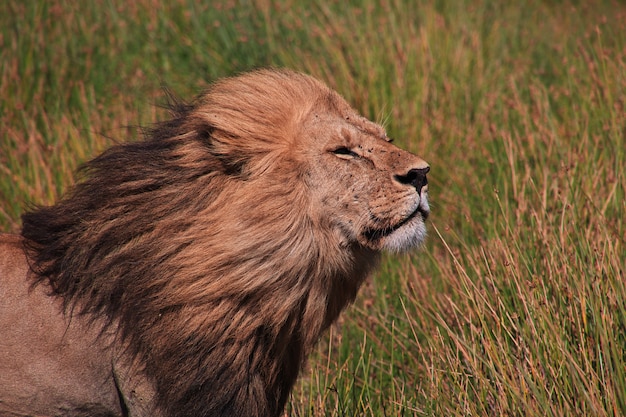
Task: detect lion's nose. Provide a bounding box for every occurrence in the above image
[395,166,429,191]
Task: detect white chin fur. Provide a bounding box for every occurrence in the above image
[381,216,427,252]
[382,193,429,252]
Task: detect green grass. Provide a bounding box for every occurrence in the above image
[1,0,625,415]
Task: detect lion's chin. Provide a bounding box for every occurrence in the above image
[380,214,428,252]
[361,193,429,252]
[360,210,428,253]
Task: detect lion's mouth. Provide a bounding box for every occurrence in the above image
[364,205,428,242]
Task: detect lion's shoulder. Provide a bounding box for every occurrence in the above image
[0,233,28,278]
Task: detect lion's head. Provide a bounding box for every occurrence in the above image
[195,69,430,253]
[18,69,430,417]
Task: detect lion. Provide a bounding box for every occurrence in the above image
[0,69,430,417]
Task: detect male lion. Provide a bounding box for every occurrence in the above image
[0,69,430,417]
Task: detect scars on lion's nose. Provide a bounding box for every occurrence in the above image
[394,166,430,191]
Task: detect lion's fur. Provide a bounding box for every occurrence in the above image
[2,69,430,417]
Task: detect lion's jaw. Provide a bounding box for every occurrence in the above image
[368,187,429,252]
[386,199,429,252]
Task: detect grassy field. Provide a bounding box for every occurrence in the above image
[1,0,625,416]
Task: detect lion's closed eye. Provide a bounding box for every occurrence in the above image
[332,147,359,159]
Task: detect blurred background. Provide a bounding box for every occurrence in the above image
[1,1,625,415]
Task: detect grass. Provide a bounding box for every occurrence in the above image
[1,0,625,415]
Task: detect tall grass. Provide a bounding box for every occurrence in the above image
[1,1,625,416]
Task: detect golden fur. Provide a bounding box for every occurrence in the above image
[0,69,430,417]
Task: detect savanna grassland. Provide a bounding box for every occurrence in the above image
[1,1,625,416]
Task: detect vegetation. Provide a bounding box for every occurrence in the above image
[1,0,624,415]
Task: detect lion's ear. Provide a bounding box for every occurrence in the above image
[150,113,247,179]
[197,126,249,178]
[212,149,248,177]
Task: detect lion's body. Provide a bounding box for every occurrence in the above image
[0,70,429,417]
[0,234,123,416]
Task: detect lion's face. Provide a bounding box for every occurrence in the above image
[300,106,430,252]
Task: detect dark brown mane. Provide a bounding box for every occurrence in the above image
[21,69,380,417]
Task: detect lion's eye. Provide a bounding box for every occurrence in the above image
[332,147,359,159]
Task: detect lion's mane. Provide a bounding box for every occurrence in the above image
[21,70,380,417]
